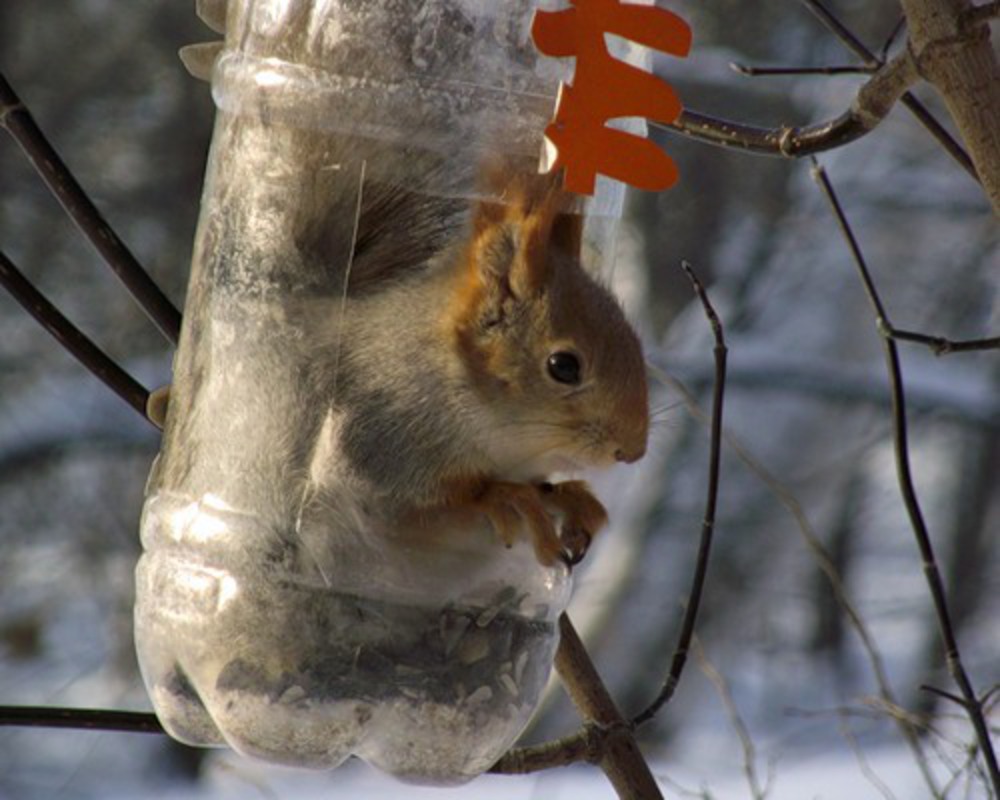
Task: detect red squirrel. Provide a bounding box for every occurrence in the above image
[328,170,649,566]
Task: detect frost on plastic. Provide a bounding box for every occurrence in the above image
[135,0,621,784]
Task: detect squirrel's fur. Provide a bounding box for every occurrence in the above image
[315,170,649,565]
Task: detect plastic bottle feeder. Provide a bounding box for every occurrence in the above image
[135,0,636,784]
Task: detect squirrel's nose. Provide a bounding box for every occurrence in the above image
[615,443,646,464]
[614,413,649,464]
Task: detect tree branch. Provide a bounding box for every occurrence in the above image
[552,615,665,799]
[0,706,164,734]
[633,262,727,728]
[659,2,981,181]
[497,263,728,791]
[896,0,1000,213]
[657,46,920,158]
[0,249,154,423]
[495,615,668,799]
[655,369,944,797]
[798,0,981,187]
[0,72,182,342]
[878,324,1000,355]
[812,159,1000,797]
[730,62,875,77]
[491,726,599,774]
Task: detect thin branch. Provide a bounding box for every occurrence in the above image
[0,72,182,344]
[787,702,934,728]
[498,263,728,785]
[654,108,866,156]
[495,615,665,798]
[984,685,1000,706]
[881,16,908,62]
[633,261,727,728]
[665,3,977,179]
[799,0,885,61]
[730,62,875,77]
[797,0,979,183]
[0,706,164,734]
[552,615,664,798]
[921,684,971,709]
[658,45,919,158]
[0,249,154,423]
[660,356,999,427]
[812,158,1000,798]
[837,710,899,800]
[694,639,769,800]
[881,325,1000,355]
[653,367,943,795]
[492,726,599,774]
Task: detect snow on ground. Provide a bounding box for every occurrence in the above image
[89,743,949,800]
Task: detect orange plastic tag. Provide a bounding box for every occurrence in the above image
[531,0,692,194]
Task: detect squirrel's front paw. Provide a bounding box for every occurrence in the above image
[475,481,564,567]
[538,480,609,566]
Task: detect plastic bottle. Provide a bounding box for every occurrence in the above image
[135,0,624,783]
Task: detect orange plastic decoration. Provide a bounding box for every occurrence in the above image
[531,0,692,194]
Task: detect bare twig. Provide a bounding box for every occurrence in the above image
[694,639,769,800]
[491,726,599,774]
[654,370,943,796]
[551,615,664,799]
[0,72,182,343]
[493,618,664,798]
[921,684,971,708]
[797,0,980,185]
[633,261,727,728]
[788,702,935,729]
[881,325,1000,355]
[837,711,899,800]
[499,262,728,789]
[654,108,867,156]
[0,249,154,423]
[658,46,919,158]
[0,706,164,734]
[730,62,875,77]
[812,158,1000,797]
[662,2,978,180]
[880,16,908,62]
[657,773,717,800]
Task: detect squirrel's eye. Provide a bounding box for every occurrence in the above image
[546,351,581,385]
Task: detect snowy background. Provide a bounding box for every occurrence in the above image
[1,1,997,798]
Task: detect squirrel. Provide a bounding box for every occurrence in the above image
[148,168,650,568]
[322,168,650,567]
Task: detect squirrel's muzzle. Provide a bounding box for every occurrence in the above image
[614,443,646,464]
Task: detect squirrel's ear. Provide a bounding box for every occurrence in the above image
[463,213,518,325]
[466,175,581,300]
[550,211,583,258]
[507,181,582,296]
[508,210,555,297]
[470,208,517,285]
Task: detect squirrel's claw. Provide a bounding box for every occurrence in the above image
[538,480,609,566]
[476,481,564,567]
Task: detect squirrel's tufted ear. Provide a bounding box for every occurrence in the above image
[467,213,517,311]
[468,209,554,300]
[550,210,583,259]
[465,170,583,303]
